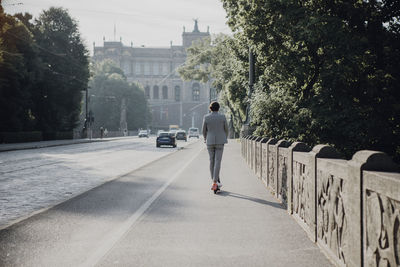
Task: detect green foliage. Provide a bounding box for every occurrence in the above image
[0,10,40,131]
[89,60,150,131]
[0,131,42,143]
[178,34,248,135]
[221,0,400,161]
[0,6,90,134]
[33,7,89,131]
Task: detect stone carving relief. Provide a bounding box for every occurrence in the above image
[279,154,288,206]
[365,190,400,267]
[268,149,276,192]
[317,171,347,265]
[293,161,311,226]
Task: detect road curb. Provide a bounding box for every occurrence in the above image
[0,139,111,153]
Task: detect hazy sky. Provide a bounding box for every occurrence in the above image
[4,0,232,54]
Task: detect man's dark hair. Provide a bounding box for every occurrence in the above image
[209,101,220,111]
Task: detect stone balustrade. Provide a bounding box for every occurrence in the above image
[240,136,400,267]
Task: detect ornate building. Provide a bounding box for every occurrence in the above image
[93,20,216,131]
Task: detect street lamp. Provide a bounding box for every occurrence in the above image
[241,48,255,136]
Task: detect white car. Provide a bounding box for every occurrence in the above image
[138,130,149,138]
[188,127,199,138]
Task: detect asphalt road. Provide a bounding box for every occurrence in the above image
[0,136,196,229]
[0,141,332,267]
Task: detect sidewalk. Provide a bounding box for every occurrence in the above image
[99,141,334,266]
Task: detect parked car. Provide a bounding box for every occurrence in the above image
[156,132,176,148]
[138,130,149,138]
[175,130,187,141]
[169,129,177,136]
[188,127,199,138]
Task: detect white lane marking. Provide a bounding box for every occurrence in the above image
[80,146,204,267]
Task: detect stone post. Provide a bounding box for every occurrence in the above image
[346,151,399,267]
[244,136,249,159]
[245,136,250,164]
[254,137,259,175]
[259,138,269,179]
[247,136,252,166]
[250,136,257,168]
[266,138,278,188]
[254,137,263,173]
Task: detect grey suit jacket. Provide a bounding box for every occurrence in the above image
[202,111,229,145]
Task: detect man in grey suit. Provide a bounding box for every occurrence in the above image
[202,101,229,190]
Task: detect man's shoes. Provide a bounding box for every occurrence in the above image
[211,183,218,191]
[217,182,222,188]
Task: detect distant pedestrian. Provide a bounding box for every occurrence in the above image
[202,101,228,192]
[100,127,104,139]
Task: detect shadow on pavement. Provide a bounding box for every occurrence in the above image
[217,190,285,209]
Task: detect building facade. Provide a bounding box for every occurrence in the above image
[92,21,216,131]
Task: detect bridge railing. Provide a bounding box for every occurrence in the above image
[240,137,400,267]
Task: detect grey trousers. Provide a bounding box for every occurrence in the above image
[207,144,224,183]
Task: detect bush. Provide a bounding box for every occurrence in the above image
[0,132,43,143]
[43,131,73,141]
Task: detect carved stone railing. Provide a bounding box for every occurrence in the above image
[254,137,262,177]
[316,156,348,266]
[257,138,268,179]
[292,149,315,239]
[287,142,311,214]
[266,139,278,192]
[363,170,400,267]
[253,137,262,174]
[277,141,291,207]
[261,140,268,184]
[240,137,400,267]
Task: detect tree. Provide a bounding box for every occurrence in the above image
[89,60,150,131]
[221,0,400,161]
[0,8,40,131]
[178,34,248,135]
[33,7,89,132]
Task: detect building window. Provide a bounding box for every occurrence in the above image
[141,62,145,74]
[145,86,150,99]
[122,61,130,75]
[144,62,150,75]
[153,62,159,75]
[174,63,180,77]
[159,63,163,75]
[153,85,159,99]
[162,62,168,75]
[162,86,168,99]
[135,62,141,75]
[192,83,200,101]
[175,86,180,102]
